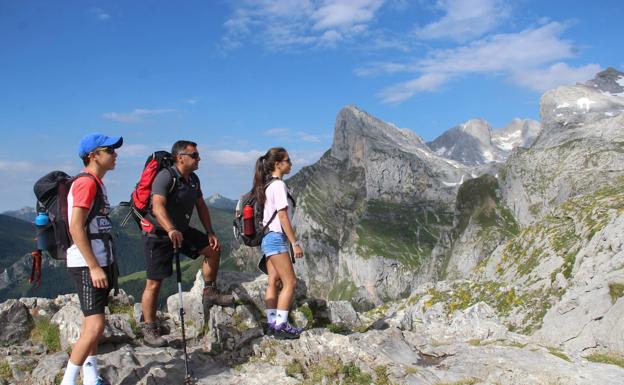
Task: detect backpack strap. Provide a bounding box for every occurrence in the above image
[261,177,292,232]
[74,172,105,231]
[165,167,178,195]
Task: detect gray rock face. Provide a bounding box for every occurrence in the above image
[585,67,624,96]
[491,118,541,152]
[327,300,361,329]
[428,118,541,165]
[500,70,624,226]
[30,352,69,385]
[0,299,33,346]
[428,118,502,165]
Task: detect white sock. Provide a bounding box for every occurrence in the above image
[276,309,289,326]
[60,360,82,385]
[267,309,277,324]
[83,355,98,385]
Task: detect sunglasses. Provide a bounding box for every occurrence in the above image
[179,152,200,159]
[282,158,292,165]
[96,147,116,155]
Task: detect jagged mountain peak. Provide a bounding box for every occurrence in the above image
[428,117,541,166]
[457,119,492,145]
[535,68,624,149]
[205,193,236,210]
[491,118,541,151]
[331,105,429,162]
[585,67,624,96]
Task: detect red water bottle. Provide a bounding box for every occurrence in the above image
[243,205,255,236]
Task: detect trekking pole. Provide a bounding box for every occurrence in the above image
[174,247,193,384]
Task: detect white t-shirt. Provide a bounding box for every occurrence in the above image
[66,172,114,268]
[263,180,293,233]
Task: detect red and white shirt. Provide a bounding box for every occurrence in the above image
[66,170,114,268]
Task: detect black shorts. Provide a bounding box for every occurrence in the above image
[143,227,210,280]
[68,265,113,316]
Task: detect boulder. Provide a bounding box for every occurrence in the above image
[0,299,34,346]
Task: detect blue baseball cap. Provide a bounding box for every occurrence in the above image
[78,133,123,158]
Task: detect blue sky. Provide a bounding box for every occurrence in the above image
[1,0,623,212]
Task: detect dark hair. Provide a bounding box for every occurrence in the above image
[252,147,287,204]
[171,140,198,160]
[82,156,90,166]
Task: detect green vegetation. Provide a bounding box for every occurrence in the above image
[328,323,351,335]
[30,318,61,352]
[0,360,13,382]
[109,303,140,335]
[356,199,453,268]
[434,379,479,385]
[328,278,359,301]
[299,357,374,385]
[286,359,304,378]
[419,280,563,334]
[586,352,624,368]
[495,177,624,291]
[547,347,571,362]
[609,283,624,304]
[373,365,391,385]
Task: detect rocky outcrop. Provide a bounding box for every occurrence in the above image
[500,69,624,225]
[0,299,33,346]
[5,273,624,385]
[427,118,540,165]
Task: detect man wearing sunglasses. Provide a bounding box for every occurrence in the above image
[140,140,232,347]
[61,133,122,385]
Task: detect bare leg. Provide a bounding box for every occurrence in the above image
[141,279,162,323]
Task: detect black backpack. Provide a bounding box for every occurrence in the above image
[233,178,295,247]
[33,171,105,260]
[32,171,119,294]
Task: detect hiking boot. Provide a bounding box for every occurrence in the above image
[273,322,303,340]
[142,322,167,347]
[202,286,234,308]
[265,321,276,336]
[94,377,111,385]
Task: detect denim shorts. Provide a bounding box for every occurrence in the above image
[261,231,289,257]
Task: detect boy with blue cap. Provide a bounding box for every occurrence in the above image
[60,133,122,385]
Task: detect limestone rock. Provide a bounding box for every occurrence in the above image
[0,299,34,346]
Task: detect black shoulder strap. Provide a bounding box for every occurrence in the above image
[165,167,178,195]
[74,172,104,226]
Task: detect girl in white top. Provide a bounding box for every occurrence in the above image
[253,147,304,339]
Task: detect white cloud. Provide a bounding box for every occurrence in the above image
[0,160,37,172]
[102,108,176,123]
[184,97,199,105]
[418,22,575,74]
[297,132,321,142]
[379,73,450,103]
[312,0,384,30]
[376,22,598,103]
[509,62,602,92]
[265,128,290,136]
[90,8,111,21]
[415,0,509,42]
[221,0,386,51]
[208,150,264,166]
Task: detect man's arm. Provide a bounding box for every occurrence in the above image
[152,194,184,248]
[151,194,176,232]
[69,207,108,288]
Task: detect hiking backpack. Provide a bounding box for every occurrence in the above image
[31,171,116,289]
[120,150,176,233]
[233,178,295,247]
[33,171,105,260]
